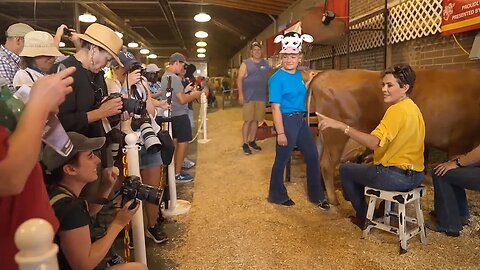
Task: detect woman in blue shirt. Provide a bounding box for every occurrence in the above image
[268,31,329,209]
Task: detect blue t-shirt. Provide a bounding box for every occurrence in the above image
[269,69,308,114]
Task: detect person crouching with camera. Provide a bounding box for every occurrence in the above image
[108,51,170,244]
[41,132,147,270]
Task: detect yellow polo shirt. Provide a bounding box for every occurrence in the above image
[371,98,425,171]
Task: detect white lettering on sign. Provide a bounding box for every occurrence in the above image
[462,1,480,11]
[452,9,476,20]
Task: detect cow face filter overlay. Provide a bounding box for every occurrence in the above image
[274,31,314,54]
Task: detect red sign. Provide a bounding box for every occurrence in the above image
[441,0,480,35]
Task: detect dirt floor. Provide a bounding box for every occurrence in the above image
[153,102,480,270]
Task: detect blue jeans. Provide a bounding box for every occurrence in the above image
[340,163,425,221]
[268,113,327,204]
[433,166,480,232]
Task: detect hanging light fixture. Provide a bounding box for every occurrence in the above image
[115,31,123,38]
[194,12,211,22]
[147,54,157,59]
[196,41,207,47]
[127,41,139,48]
[197,53,206,58]
[58,41,66,48]
[79,12,97,23]
[197,48,206,53]
[195,31,208,38]
[140,48,150,54]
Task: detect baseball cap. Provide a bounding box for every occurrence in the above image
[111,50,141,71]
[6,23,34,37]
[169,52,186,63]
[146,63,160,73]
[41,132,105,171]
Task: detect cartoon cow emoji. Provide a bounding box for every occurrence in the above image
[274,31,314,54]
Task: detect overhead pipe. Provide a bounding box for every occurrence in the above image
[157,0,186,50]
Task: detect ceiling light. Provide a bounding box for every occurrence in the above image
[127,42,139,48]
[140,48,150,54]
[79,12,97,23]
[195,31,208,38]
[196,41,207,47]
[115,31,123,38]
[197,48,206,53]
[197,53,206,58]
[194,12,211,22]
[59,41,66,48]
[147,54,157,59]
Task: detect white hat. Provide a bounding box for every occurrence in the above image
[6,23,34,37]
[20,31,63,57]
[146,63,160,73]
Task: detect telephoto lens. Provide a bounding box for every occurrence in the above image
[139,122,161,154]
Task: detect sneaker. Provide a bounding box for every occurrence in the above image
[248,141,262,151]
[175,172,194,183]
[146,224,168,244]
[242,143,252,155]
[317,200,330,211]
[182,158,196,169]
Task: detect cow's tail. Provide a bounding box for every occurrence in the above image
[306,71,320,126]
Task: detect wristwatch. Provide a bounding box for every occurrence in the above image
[455,158,464,167]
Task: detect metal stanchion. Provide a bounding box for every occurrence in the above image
[197,92,210,144]
[124,133,147,265]
[15,218,59,270]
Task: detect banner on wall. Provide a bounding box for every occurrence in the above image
[441,0,480,35]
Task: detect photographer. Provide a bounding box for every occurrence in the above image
[42,132,146,270]
[161,53,202,182]
[109,51,169,244]
[0,68,76,270]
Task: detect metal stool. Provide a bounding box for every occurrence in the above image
[362,186,428,254]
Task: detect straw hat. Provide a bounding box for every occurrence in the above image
[76,23,123,66]
[20,31,63,57]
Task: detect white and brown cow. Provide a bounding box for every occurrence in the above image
[309,69,480,205]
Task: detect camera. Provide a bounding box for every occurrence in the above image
[118,176,163,209]
[129,64,147,77]
[131,114,161,154]
[63,28,72,37]
[104,92,147,115]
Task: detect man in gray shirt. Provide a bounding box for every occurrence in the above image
[160,52,201,182]
[237,42,270,155]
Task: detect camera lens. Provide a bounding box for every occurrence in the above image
[140,122,161,154]
[123,98,146,115]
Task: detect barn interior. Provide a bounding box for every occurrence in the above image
[1,0,480,269]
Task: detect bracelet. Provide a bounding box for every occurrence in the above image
[344,125,350,135]
[455,158,464,167]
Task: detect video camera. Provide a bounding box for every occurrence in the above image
[117,176,163,209]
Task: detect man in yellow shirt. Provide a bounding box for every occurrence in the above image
[318,64,425,228]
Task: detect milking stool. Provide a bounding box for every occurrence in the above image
[362,186,428,254]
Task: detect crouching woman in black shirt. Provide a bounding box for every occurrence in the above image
[42,132,146,270]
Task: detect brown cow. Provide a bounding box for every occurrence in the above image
[311,69,480,205]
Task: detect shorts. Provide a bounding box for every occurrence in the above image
[139,145,163,169]
[243,101,266,122]
[171,114,193,143]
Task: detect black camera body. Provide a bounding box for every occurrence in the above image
[119,176,163,209]
[63,28,72,37]
[104,92,147,116]
[129,64,147,77]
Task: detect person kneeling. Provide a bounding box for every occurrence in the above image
[42,132,147,270]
